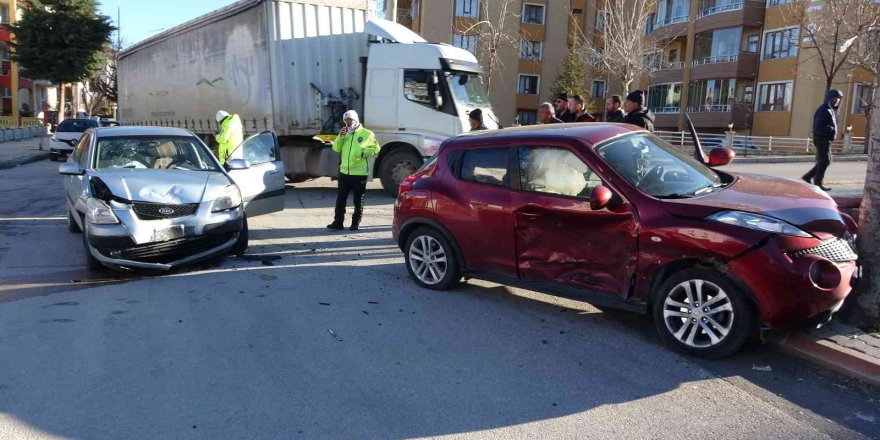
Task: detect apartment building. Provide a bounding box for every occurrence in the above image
[641,0,875,137]
[386,0,606,127]
[0,0,53,122]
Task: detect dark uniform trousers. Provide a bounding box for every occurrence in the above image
[804,137,832,186]
[334,173,368,226]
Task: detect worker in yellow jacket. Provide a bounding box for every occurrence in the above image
[328,110,380,231]
[215,110,243,164]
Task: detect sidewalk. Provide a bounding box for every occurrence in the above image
[734,154,867,164]
[0,136,50,170]
[773,321,880,387]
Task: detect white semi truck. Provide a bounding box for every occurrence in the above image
[117,0,499,195]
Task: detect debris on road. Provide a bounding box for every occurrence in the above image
[319,302,330,306]
[239,255,282,266]
[328,329,343,341]
[752,364,773,372]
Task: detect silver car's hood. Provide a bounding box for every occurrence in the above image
[89,170,231,204]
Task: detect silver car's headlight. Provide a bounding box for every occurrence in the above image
[707,211,811,238]
[212,185,242,212]
[86,198,120,225]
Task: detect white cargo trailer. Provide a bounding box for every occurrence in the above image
[118,0,499,195]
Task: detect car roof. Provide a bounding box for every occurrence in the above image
[448,123,641,148]
[91,126,196,137]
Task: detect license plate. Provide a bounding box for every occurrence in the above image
[151,225,185,242]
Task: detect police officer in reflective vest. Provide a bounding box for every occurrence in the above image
[328,110,380,231]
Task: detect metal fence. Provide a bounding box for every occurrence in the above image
[655,130,867,156]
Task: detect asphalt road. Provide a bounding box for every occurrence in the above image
[0,160,878,440]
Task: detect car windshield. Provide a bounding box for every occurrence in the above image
[94,135,220,171]
[57,119,98,133]
[445,71,491,108]
[596,133,722,198]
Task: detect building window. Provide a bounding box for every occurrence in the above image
[756,81,793,111]
[654,0,690,27]
[518,110,538,126]
[735,81,755,104]
[520,41,543,60]
[853,83,873,115]
[522,3,545,25]
[645,13,656,35]
[455,0,479,18]
[592,47,605,66]
[744,34,759,53]
[687,78,736,112]
[460,148,509,187]
[591,80,607,98]
[762,27,799,60]
[454,33,478,55]
[0,5,8,24]
[693,27,742,65]
[596,10,609,30]
[518,75,539,95]
[766,0,792,7]
[647,83,682,113]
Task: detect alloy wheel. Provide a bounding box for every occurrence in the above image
[662,279,734,348]
[408,235,447,285]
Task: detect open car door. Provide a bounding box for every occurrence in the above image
[226,131,286,217]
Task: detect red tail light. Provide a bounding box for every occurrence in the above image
[399,174,418,194]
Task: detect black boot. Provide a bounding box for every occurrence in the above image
[817,184,832,191]
[350,223,359,231]
[327,222,344,230]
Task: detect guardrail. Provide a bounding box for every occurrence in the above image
[651,61,686,71]
[655,130,867,156]
[697,2,744,18]
[692,54,738,66]
[654,15,689,28]
[686,105,732,112]
[650,107,681,114]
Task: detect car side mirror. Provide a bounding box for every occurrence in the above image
[590,185,613,210]
[58,163,83,175]
[225,159,250,170]
[708,147,735,167]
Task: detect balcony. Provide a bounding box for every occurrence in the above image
[650,16,689,40]
[649,61,686,83]
[694,1,765,34]
[690,52,759,80]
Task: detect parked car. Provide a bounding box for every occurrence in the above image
[100,119,121,127]
[392,123,858,358]
[59,126,285,271]
[50,118,100,161]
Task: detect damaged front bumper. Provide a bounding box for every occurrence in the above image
[86,202,243,271]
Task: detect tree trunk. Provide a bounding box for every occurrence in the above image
[845,80,880,327]
[56,84,65,125]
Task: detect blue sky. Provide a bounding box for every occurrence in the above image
[97,0,239,47]
[97,0,384,48]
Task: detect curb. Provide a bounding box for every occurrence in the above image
[771,332,880,387]
[0,152,50,170]
[733,155,868,164]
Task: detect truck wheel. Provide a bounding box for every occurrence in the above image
[379,149,423,197]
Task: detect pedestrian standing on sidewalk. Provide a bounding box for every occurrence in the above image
[570,95,595,122]
[468,108,488,131]
[328,110,380,231]
[555,93,575,122]
[622,90,655,132]
[606,95,625,123]
[538,102,564,124]
[215,110,243,165]
[803,89,843,191]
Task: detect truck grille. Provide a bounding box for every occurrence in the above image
[788,239,858,263]
[132,202,199,220]
[103,233,236,264]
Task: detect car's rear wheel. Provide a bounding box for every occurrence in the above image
[81,222,103,271]
[231,215,249,256]
[67,208,81,233]
[652,269,754,358]
[404,227,460,290]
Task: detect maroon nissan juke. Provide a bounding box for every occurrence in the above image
[392,123,859,358]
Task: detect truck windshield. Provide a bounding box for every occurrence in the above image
[445,71,491,108]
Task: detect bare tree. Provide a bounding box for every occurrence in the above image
[844,23,880,154]
[81,48,117,117]
[456,0,521,95]
[784,0,880,93]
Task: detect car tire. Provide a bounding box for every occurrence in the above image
[379,149,423,197]
[81,222,103,271]
[49,156,56,162]
[68,209,81,233]
[231,215,249,256]
[652,268,755,358]
[404,226,460,290]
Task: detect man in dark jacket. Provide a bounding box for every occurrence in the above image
[606,95,625,122]
[539,102,564,124]
[468,108,488,131]
[570,95,596,122]
[554,93,575,122]
[803,89,843,191]
[622,90,655,132]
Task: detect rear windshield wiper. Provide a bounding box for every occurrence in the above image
[692,182,725,196]
[657,193,695,199]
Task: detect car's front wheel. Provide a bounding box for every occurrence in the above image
[231,215,249,256]
[404,227,460,290]
[652,268,755,358]
[67,208,81,233]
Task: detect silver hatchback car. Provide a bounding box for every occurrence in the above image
[59,126,285,271]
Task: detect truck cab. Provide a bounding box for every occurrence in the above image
[363,20,499,194]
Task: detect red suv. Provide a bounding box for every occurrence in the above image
[392,123,859,357]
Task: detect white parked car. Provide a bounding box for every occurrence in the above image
[59,126,285,271]
[49,118,99,161]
